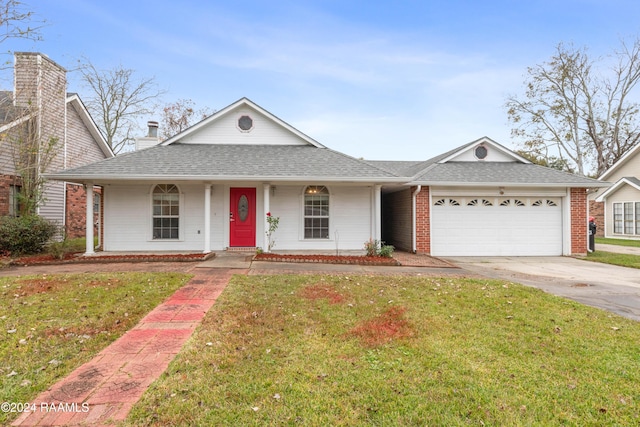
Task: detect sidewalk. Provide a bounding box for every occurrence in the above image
[11,268,240,427]
[596,243,640,255]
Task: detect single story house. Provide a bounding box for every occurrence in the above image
[46,98,607,257]
[593,142,640,239]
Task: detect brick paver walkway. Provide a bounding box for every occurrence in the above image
[11,268,240,427]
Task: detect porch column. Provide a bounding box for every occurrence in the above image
[203,183,211,253]
[84,182,94,256]
[263,183,271,251]
[374,184,382,241]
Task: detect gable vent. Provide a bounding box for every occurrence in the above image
[474,144,488,160]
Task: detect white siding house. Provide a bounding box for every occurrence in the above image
[47,98,607,257]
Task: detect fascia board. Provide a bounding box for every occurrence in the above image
[437,137,532,164]
[407,180,611,188]
[599,143,640,180]
[162,97,325,148]
[0,114,32,133]
[66,95,114,158]
[43,173,408,184]
[595,178,640,201]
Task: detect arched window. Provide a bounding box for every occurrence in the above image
[152,184,180,239]
[304,186,329,239]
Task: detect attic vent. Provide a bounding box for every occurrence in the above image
[474,144,488,160]
[238,115,253,132]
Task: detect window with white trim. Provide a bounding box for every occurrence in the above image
[613,202,640,236]
[304,186,329,239]
[9,185,21,217]
[152,184,180,239]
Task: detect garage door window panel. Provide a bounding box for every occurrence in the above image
[499,199,525,207]
[467,199,492,206]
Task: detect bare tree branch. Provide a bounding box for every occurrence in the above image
[506,40,640,177]
[78,60,165,154]
[159,98,213,140]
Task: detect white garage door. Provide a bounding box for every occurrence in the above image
[431,197,563,256]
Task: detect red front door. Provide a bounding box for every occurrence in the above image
[229,187,256,247]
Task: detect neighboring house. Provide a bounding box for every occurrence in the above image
[46,98,607,257]
[0,52,114,240]
[593,142,640,239]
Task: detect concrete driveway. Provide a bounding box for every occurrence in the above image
[447,256,640,322]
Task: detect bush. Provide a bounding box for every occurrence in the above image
[0,215,58,255]
[364,238,380,257]
[378,243,395,258]
[363,239,395,258]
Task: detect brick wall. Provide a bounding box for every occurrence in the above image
[0,175,22,216]
[588,200,604,237]
[65,183,102,241]
[415,186,430,254]
[571,188,588,255]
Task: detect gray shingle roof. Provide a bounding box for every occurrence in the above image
[412,162,606,186]
[0,91,27,124]
[46,141,608,188]
[625,176,640,187]
[47,143,402,181]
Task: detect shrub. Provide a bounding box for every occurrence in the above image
[364,238,380,257]
[0,215,58,255]
[378,243,395,258]
[48,237,96,259]
[363,239,395,258]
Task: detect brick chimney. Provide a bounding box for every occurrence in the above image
[13,52,67,149]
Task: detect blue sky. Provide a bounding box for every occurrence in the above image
[5,0,640,160]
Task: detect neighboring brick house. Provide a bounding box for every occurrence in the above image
[0,52,114,242]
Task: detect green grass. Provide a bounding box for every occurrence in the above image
[126,275,640,426]
[586,251,640,269]
[595,237,640,248]
[0,272,191,425]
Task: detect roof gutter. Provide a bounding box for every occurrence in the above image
[42,174,410,185]
[408,180,611,188]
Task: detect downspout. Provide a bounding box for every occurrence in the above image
[412,185,421,253]
[62,94,68,234]
[35,54,43,215]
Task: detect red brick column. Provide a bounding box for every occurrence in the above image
[415,186,431,254]
[571,188,588,255]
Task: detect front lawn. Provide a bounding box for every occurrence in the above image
[127,275,640,426]
[586,251,640,269]
[595,237,640,248]
[0,272,191,425]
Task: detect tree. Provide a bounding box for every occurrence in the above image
[159,98,213,140]
[79,60,164,153]
[514,149,574,173]
[2,102,61,215]
[0,0,44,74]
[0,0,43,44]
[506,40,640,177]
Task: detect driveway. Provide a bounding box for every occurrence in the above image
[448,256,640,321]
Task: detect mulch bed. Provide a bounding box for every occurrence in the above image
[254,253,400,266]
[4,252,214,266]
